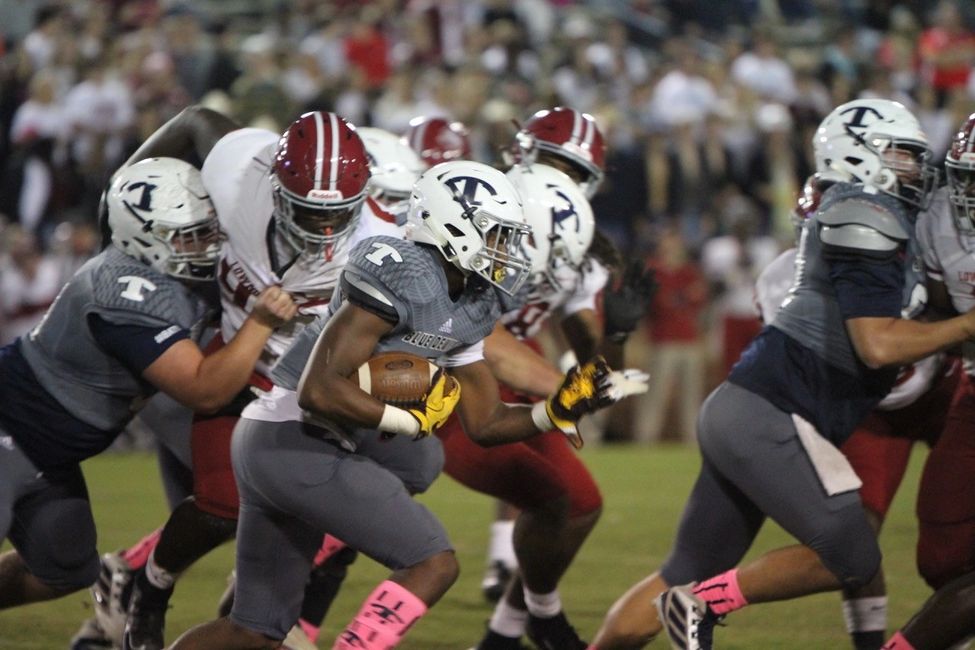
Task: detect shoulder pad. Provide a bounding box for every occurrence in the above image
[346,237,442,304]
[818,198,908,256]
[91,249,206,329]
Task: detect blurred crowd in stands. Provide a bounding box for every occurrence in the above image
[1,0,974,442]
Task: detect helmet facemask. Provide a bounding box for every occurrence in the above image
[153,217,223,280]
[947,161,975,234]
[271,174,363,261]
[452,205,532,295]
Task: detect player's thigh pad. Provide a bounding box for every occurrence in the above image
[232,418,452,571]
[697,382,880,589]
[353,429,445,495]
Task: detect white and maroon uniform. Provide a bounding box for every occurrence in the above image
[436,257,609,518]
[912,187,975,589]
[754,242,960,520]
[191,127,401,517]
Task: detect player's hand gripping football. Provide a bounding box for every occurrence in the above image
[545,356,650,448]
[406,369,461,439]
[250,286,298,329]
[603,260,658,343]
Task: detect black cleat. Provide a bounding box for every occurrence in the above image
[481,560,513,603]
[121,574,173,650]
[527,611,589,650]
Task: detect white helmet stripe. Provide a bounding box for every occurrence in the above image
[571,110,584,146]
[411,121,427,153]
[328,112,340,191]
[312,111,325,190]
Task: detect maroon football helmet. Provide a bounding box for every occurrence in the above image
[790,172,844,239]
[946,113,975,234]
[404,116,472,168]
[515,107,606,198]
[271,111,370,257]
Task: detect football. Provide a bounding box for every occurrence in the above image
[352,352,440,408]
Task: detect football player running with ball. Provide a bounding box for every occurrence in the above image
[168,161,646,650]
[0,158,296,612]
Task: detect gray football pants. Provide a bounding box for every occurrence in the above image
[229,417,450,639]
[660,382,881,591]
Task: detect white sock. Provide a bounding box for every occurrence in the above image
[841,596,887,633]
[523,587,562,618]
[488,598,529,638]
[145,550,176,590]
[488,520,518,569]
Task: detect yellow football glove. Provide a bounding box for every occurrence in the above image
[544,356,650,449]
[407,369,461,439]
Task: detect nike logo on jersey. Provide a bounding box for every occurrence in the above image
[439,318,453,334]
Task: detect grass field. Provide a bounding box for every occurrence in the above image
[0,443,934,649]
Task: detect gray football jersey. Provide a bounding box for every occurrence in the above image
[18,247,212,431]
[272,236,501,391]
[773,182,925,375]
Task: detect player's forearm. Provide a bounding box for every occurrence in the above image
[484,351,562,397]
[850,313,975,369]
[464,404,541,447]
[190,318,274,411]
[297,373,386,429]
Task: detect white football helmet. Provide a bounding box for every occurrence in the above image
[357,126,425,207]
[505,163,594,286]
[407,161,531,295]
[813,99,937,210]
[107,157,221,280]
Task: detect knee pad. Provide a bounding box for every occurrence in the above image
[810,510,882,590]
[37,547,101,592]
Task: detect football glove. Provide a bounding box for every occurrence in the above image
[407,369,461,439]
[603,260,658,343]
[542,357,649,449]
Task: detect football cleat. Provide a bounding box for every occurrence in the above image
[526,611,589,650]
[121,574,173,650]
[655,583,722,650]
[69,617,114,650]
[480,560,513,603]
[91,552,134,646]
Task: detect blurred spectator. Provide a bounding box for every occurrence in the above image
[632,226,709,444]
[917,0,975,106]
[730,29,797,104]
[344,7,391,90]
[19,4,67,73]
[701,197,780,376]
[0,226,62,345]
[744,102,806,240]
[49,219,98,283]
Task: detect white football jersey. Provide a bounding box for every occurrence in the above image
[917,186,975,376]
[201,128,403,374]
[501,258,609,340]
[754,244,942,411]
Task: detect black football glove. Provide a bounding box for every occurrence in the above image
[603,260,658,343]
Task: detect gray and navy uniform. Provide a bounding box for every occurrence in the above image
[228,235,499,639]
[661,182,925,591]
[0,247,211,589]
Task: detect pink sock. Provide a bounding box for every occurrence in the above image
[121,528,163,570]
[332,581,428,650]
[692,569,748,616]
[299,618,319,643]
[314,534,347,566]
[881,632,916,650]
